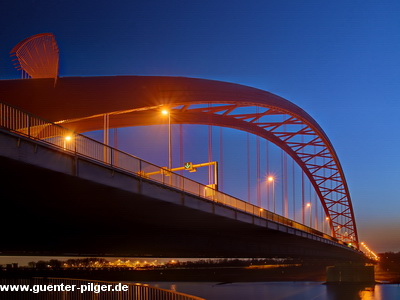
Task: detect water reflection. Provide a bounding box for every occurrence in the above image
[148,282,400,300]
[326,284,375,300]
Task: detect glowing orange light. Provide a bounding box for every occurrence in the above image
[306,203,311,207]
[161,109,169,115]
[267,176,274,182]
[65,135,71,141]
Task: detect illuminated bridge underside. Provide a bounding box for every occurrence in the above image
[0,76,358,246]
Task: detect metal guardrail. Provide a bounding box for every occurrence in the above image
[0,102,347,247]
[0,277,205,300]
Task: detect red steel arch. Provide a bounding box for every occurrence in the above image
[0,76,358,247]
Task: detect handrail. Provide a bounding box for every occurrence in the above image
[0,277,205,300]
[0,102,353,250]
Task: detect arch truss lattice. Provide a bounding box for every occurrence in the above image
[164,102,358,247]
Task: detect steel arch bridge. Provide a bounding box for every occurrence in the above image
[0,76,359,247]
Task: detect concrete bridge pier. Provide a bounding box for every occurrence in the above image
[326,264,375,284]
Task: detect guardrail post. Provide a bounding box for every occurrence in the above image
[27,114,30,138]
[111,147,113,167]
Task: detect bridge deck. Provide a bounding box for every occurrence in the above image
[0,128,363,260]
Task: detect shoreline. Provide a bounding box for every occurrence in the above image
[1,266,326,282]
[2,265,398,284]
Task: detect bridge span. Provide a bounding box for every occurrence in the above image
[0,102,364,261]
[0,76,359,247]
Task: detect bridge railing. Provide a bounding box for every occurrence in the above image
[0,277,205,300]
[0,102,344,247]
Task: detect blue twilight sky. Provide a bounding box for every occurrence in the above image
[1,0,400,253]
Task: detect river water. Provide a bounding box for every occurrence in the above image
[145,282,400,300]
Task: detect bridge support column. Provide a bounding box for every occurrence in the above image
[326,264,375,284]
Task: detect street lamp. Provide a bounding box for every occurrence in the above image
[162,109,172,170]
[63,135,71,150]
[337,225,341,236]
[267,176,275,213]
[306,202,312,227]
[323,216,329,233]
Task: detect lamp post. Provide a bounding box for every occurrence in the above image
[267,176,275,213]
[323,216,329,233]
[64,135,71,150]
[162,109,172,170]
[306,202,312,227]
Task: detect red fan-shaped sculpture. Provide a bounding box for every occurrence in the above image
[10,33,59,79]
